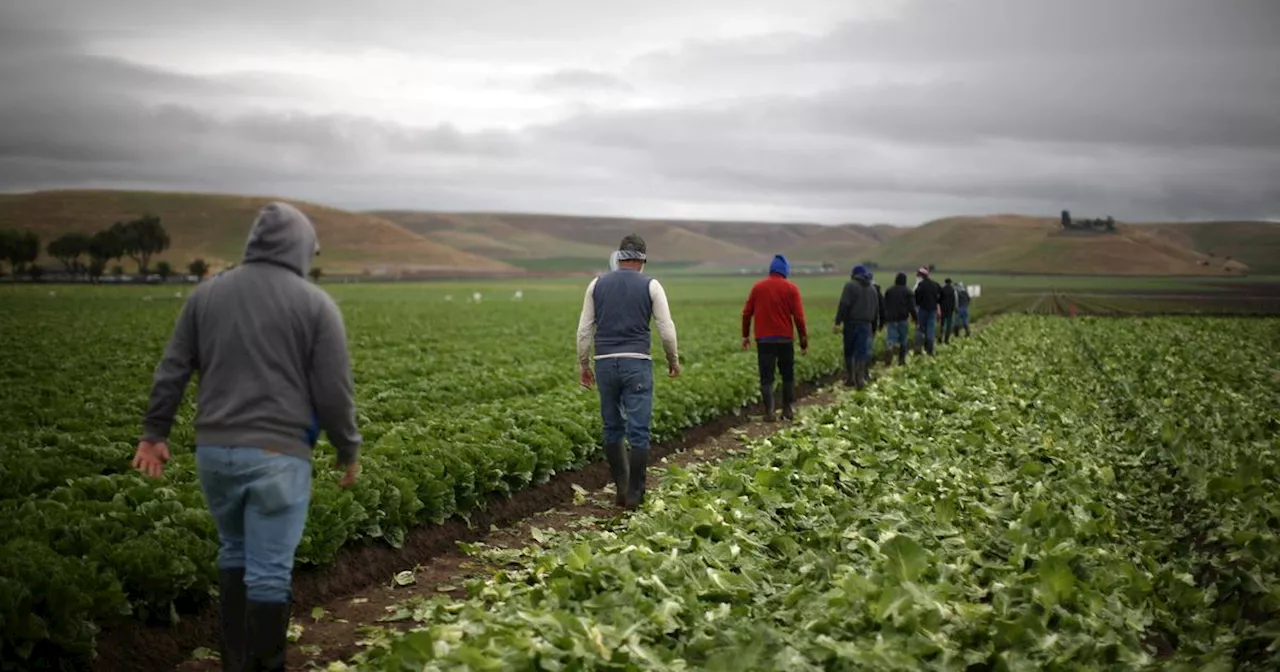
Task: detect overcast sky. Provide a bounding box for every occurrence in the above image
[1,0,1277,224]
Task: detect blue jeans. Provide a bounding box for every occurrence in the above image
[958,307,970,327]
[916,308,937,344]
[886,320,910,348]
[595,358,654,453]
[842,323,873,363]
[196,446,312,603]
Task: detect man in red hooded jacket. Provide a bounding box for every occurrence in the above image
[742,254,808,421]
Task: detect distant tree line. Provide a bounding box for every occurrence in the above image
[0,215,213,283]
[1060,210,1116,232]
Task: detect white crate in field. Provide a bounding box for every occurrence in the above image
[969,285,982,298]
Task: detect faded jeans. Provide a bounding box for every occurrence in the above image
[595,357,654,453]
[196,446,311,603]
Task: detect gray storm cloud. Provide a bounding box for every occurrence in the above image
[0,0,1277,223]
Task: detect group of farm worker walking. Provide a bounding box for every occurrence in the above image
[128,206,967,671]
[746,256,972,400]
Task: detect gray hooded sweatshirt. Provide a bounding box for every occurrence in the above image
[142,202,362,465]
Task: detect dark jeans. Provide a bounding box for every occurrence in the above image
[196,446,311,604]
[757,340,795,400]
[842,322,873,362]
[595,357,654,452]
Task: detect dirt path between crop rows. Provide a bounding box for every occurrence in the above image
[183,385,843,671]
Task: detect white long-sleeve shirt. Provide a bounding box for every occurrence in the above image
[576,276,679,368]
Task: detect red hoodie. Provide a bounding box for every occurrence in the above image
[742,273,808,347]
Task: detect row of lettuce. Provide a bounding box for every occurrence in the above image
[0,292,850,668]
[352,316,1280,670]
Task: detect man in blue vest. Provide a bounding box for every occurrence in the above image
[577,234,680,509]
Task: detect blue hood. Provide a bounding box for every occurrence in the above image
[769,254,790,278]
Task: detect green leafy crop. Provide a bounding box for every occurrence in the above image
[0,279,848,667]
[353,316,1280,671]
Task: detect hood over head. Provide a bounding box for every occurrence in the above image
[851,264,869,279]
[243,202,319,276]
[895,272,908,286]
[769,254,790,278]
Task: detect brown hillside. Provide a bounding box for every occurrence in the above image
[0,191,517,274]
[461,214,765,263]
[377,211,616,260]
[1134,221,1280,274]
[869,215,1242,275]
[376,211,897,265]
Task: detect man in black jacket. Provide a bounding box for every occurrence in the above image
[940,278,958,345]
[913,267,943,355]
[882,272,916,366]
[833,265,878,389]
[866,271,886,380]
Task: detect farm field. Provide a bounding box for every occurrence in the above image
[350,316,1280,670]
[0,275,855,669]
[1,275,1278,670]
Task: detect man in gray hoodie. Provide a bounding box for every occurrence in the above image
[132,202,361,672]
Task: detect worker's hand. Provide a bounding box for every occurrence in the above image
[132,440,170,479]
[668,361,682,379]
[831,324,841,334]
[741,337,751,351]
[335,460,360,488]
[800,344,809,356]
[579,365,595,389]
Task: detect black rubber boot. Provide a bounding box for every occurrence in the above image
[246,599,291,672]
[843,358,856,387]
[603,442,628,507]
[625,448,649,509]
[781,380,795,421]
[897,345,907,366]
[926,339,936,356]
[761,384,776,423]
[854,361,867,390]
[218,569,248,672]
[964,325,971,337]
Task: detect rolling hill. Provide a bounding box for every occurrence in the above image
[374,211,898,268]
[0,191,518,274]
[1133,220,1280,275]
[866,215,1255,276]
[4,189,1272,277]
